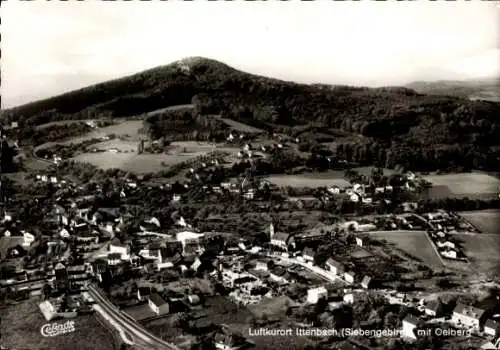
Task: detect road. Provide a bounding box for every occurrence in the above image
[87,284,179,350]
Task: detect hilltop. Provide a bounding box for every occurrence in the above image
[3,56,500,172]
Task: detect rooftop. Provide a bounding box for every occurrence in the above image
[149,293,167,306]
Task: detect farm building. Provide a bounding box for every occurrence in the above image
[452,303,485,330]
[325,258,344,276]
[307,286,328,304]
[484,319,500,337]
[401,314,420,340]
[148,293,169,315]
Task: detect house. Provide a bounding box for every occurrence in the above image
[213,327,248,350]
[270,230,290,251]
[54,263,68,291]
[375,187,385,194]
[440,250,457,259]
[344,271,356,284]
[327,186,340,195]
[452,303,486,330]
[484,319,500,337]
[424,300,441,317]
[436,240,456,250]
[188,294,201,305]
[137,287,151,301]
[401,314,420,339]
[191,257,202,271]
[325,258,344,276]
[269,266,288,284]
[302,247,315,263]
[307,286,328,304]
[349,192,361,202]
[254,261,268,271]
[172,194,181,202]
[22,231,35,247]
[361,275,373,289]
[107,253,122,266]
[109,239,131,259]
[148,293,169,315]
[355,237,364,247]
[343,293,354,304]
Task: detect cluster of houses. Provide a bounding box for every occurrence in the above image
[425,211,465,260]
[401,300,500,344]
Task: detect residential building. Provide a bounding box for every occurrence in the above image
[424,300,441,317]
[355,237,364,247]
[307,286,328,304]
[343,293,354,304]
[361,275,373,289]
[213,327,247,350]
[109,239,131,259]
[344,271,356,284]
[325,258,344,276]
[188,294,201,305]
[452,303,485,330]
[270,232,290,251]
[484,319,500,337]
[269,266,288,285]
[440,250,457,259]
[107,253,122,266]
[148,293,169,315]
[255,261,268,271]
[402,314,420,339]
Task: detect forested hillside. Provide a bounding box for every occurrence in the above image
[3,56,500,171]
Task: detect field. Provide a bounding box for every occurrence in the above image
[423,173,500,197]
[369,230,444,268]
[0,299,115,350]
[218,117,265,134]
[0,236,24,259]
[459,210,500,234]
[266,173,351,188]
[457,233,500,277]
[35,119,144,151]
[71,141,238,173]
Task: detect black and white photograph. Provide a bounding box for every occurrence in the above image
[1,1,499,350]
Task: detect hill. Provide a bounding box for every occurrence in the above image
[3,56,500,172]
[406,78,500,102]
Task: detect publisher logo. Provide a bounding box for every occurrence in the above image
[40,321,76,337]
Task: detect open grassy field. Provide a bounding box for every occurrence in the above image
[459,210,500,234]
[369,230,444,268]
[0,299,115,350]
[36,119,144,152]
[266,173,350,188]
[71,141,238,173]
[218,117,265,134]
[457,233,500,277]
[423,173,500,197]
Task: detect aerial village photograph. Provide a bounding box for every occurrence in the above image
[0,1,499,350]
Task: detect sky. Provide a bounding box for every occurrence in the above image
[1,1,499,108]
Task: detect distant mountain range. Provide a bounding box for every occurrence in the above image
[406,77,500,102]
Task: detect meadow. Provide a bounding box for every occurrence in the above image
[266,173,351,188]
[369,230,444,268]
[423,173,500,197]
[0,299,115,350]
[457,233,500,277]
[459,210,500,234]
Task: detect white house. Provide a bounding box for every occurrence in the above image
[325,258,344,276]
[424,300,441,317]
[355,237,364,247]
[255,261,268,271]
[270,229,290,251]
[307,286,328,304]
[172,194,181,202]
[343,293,354,304]
[484,319,500,337]
[327,186,340,195]
[344,271,356,284]
[107,253,122,266]
[59,228,70,238]
[109,240,131,260]
[440,250,457,259]
[23,231,35,247]
[452,303,485,330]
[148,293,169,315]
[302,248,315,263]
[401,315,420,340]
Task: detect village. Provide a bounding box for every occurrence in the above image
[1,133,500,350]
